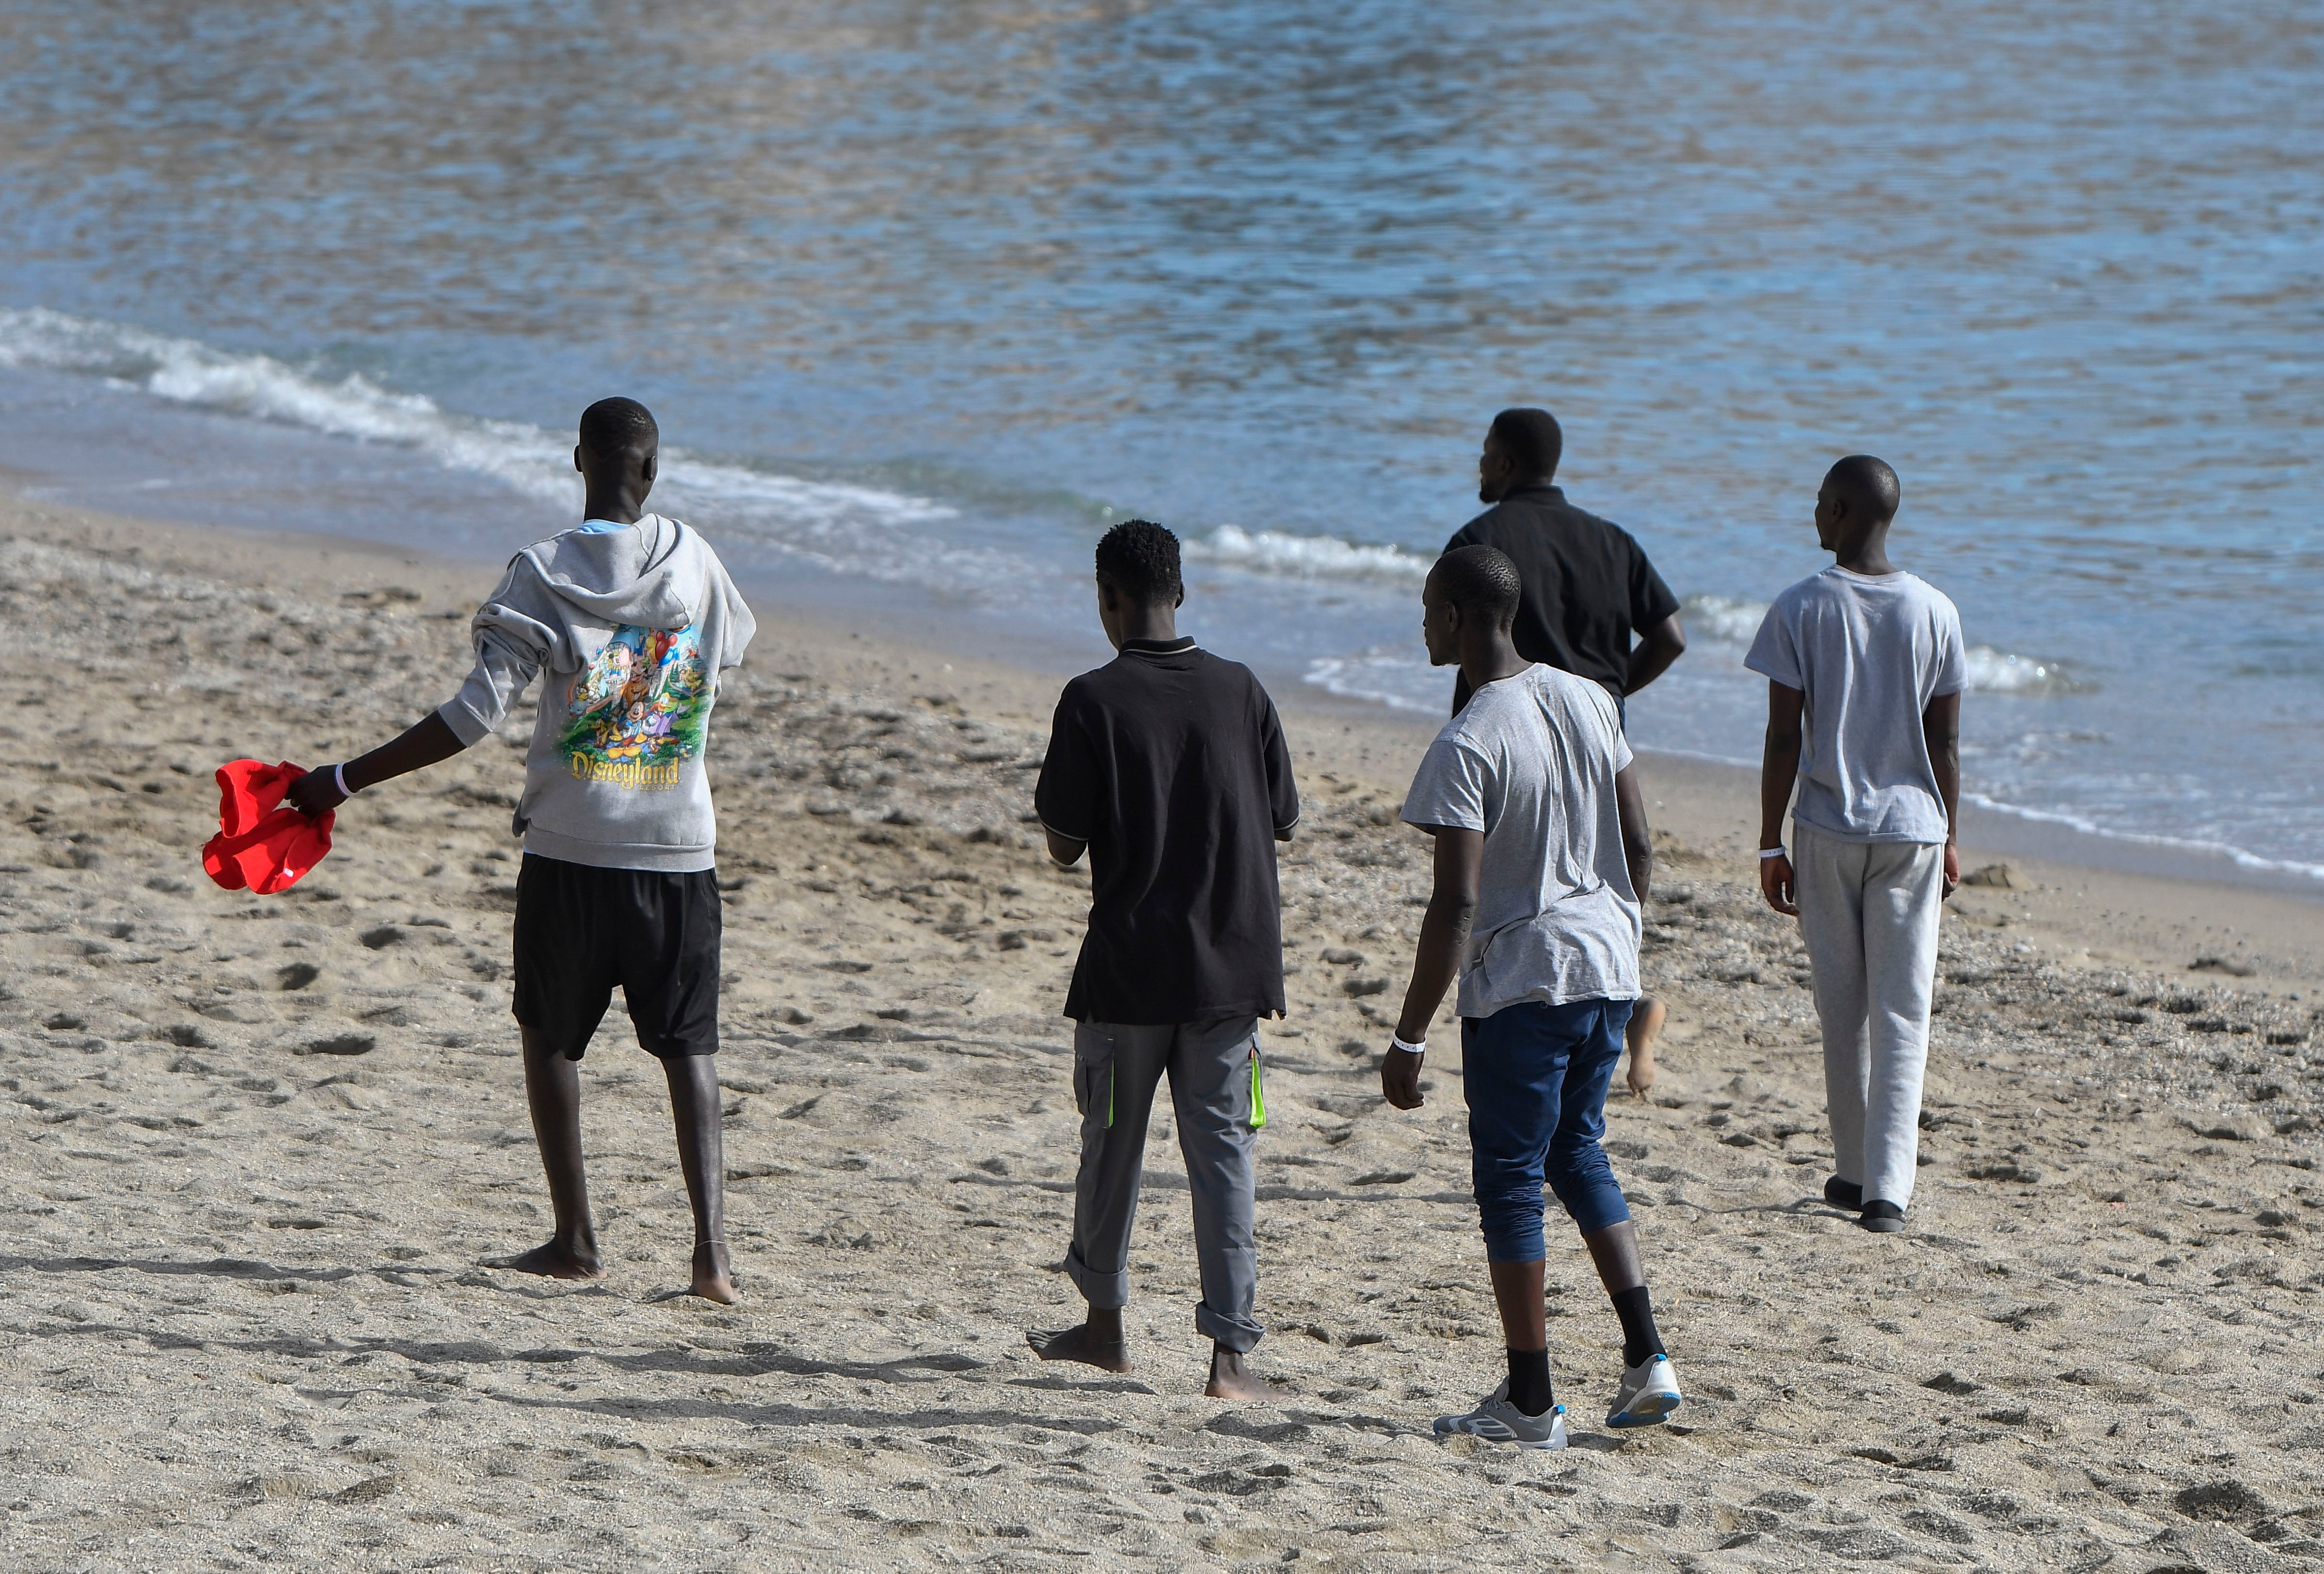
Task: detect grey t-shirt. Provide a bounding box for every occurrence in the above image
[1401,664,1640,1018]
[1744,566,1967,846]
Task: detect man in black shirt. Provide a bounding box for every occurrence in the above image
[1446,407,1687,1096]
[1029,519,1300,1401]
[1446,408,1687,713]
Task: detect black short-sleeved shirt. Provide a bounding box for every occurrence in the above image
[1034,638,1301,1026]
[1445,484,1681,699]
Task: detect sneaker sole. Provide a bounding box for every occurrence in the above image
[1607,1391,1682,1428]
[1859,1216,1906,1233]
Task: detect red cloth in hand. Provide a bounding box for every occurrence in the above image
[202,759,334,895]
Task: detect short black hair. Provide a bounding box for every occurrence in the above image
[1489,407,1562,481]
[1429,544,1523,629]
[579,397,659,457]
[1825,454,1901,521]
[1093,519,1182,605]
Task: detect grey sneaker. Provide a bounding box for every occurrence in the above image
[1433,1381,1569,1450]
[1606,1353,1683,1428]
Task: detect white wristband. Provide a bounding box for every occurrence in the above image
[1390,1033,1426,1056]
[1759,846,1786,860]
[334,763,357,799]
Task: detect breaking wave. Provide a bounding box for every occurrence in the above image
[1183,524,1433,582]
[0,305,957,550]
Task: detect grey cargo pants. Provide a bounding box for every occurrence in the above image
[1064,1016,1267,1352]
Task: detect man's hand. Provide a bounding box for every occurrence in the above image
[286,767,348,819]
[1381,1047,1425,1110]
[1758,851,1798,915]
[1942,841,1960,899]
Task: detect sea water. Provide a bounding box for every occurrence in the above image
[0,0,2316,881]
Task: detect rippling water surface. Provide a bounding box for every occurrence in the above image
[1,1,2318,874]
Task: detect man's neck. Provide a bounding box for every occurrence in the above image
[1459,636,1528,694]
[1832,522,1896,575]
[582,492,647,526]
[1109,608,1178,648]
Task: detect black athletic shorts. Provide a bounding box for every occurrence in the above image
[511,853,722,1061]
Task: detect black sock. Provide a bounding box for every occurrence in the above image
[1505,1347,1554,1417]
[1611,1285,1665,1370]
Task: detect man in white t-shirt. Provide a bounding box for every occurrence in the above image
[1747,455,1966,1235]
[1382,545,1682,1451]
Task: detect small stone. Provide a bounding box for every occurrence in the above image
[2175,1480,2265,1521]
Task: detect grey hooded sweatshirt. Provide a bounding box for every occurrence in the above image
[437,514,756,872]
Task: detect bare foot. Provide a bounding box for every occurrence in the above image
[1027,1322,1131,1373]
[691,1242,740,1305]
[1625,996,1667,1099]
[1205,1346,1280,1402]
[485,1239,603,1280]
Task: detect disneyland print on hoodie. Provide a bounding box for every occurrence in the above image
[437,513,756,874]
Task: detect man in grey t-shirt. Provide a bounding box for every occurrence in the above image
[1382,546,1682,1450]
[1747,455,1966,1236]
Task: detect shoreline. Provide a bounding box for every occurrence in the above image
[3,488,2320,1568]
[13,489,2321,993]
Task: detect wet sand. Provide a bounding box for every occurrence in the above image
[2,495,2320,1571]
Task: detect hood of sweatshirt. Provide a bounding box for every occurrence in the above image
[517,514,699,633]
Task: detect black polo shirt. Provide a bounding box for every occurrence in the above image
[1034,638,1300,1026]
[1445,484,1680,698]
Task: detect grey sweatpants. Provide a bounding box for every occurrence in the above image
[1794,826,1945,1210]
[1065,1016,1265,1352]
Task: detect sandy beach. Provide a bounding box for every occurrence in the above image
[2,494,2321,1572]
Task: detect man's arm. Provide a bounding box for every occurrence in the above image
[1624,612,1687,697]
[1044,828,1088,867]
[1614,763,1652,902]
[1923,690,1961,898]
[1382,825,1481,1110]
[1757,681,1804,915]
[286,712,467,817]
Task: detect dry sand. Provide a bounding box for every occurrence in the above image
[2,495,2321,1572]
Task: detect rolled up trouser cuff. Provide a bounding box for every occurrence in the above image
[1195,1299,1264,1354]
[1064,1243,1129,1311]
[1479,1201,1549,1262]
[1548,1139,1633,1236]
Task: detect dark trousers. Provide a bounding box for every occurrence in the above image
[1464,997,1634,1261]
[1063,1017,1266,1352]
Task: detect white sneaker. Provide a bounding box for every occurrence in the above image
[1606,1353,1683,1428]
[1433,1381,1569,1449]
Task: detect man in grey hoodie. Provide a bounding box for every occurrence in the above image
[287,398,756,1302]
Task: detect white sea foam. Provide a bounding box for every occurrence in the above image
[1963,792,2324,882]
[0,305,955,542]
[1680,593,1769,644]
[1184,524,1433,582]
[1301,646,1449,714]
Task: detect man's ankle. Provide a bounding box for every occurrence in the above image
[1505,1346,1554,1417]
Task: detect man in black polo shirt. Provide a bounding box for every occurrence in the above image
[1447,407,1687,1095]
[1028,519,1300,1401]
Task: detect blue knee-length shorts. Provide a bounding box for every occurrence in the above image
[1463,997,1635,1261]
